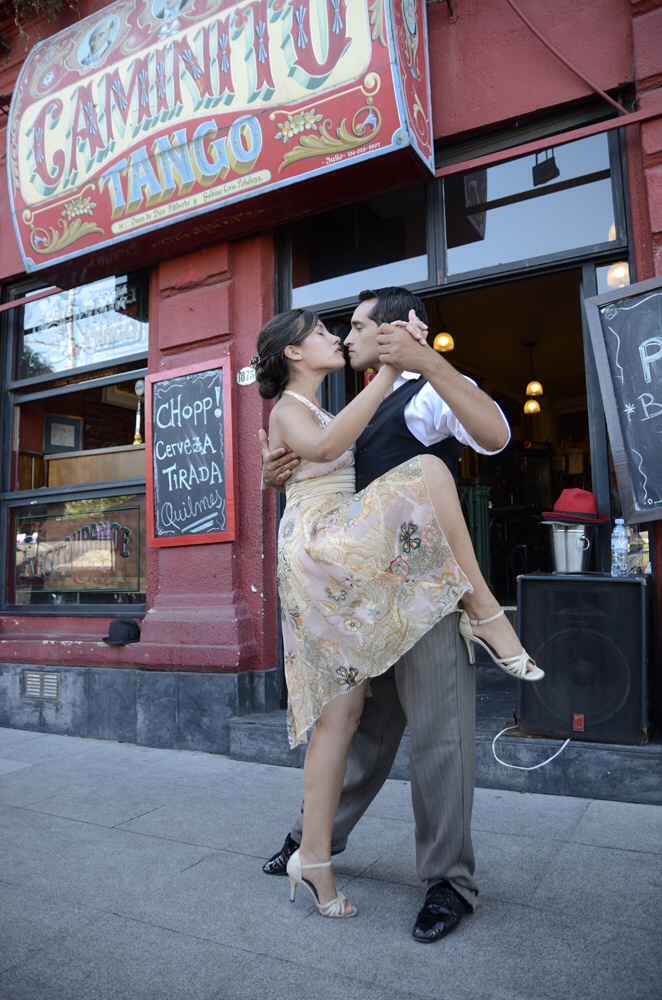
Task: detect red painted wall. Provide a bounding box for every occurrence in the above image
[428,0,634,139]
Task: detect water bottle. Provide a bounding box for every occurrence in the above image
[610,519,629,577]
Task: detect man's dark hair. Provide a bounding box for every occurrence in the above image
[358,287,428,326]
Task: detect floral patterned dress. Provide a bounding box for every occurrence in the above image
[278,391,471,748]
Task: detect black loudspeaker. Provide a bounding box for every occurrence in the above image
[516,574,650,745]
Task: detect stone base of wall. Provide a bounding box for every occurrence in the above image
[0,663,282,754]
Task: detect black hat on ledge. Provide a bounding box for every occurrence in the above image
[102,617,141,645]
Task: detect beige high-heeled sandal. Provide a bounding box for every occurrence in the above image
[459,609,544,681]
[286,849,357,918]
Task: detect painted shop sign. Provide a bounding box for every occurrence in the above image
[145,358,237,546]
[14,504,143,594]
[8,0,433,273]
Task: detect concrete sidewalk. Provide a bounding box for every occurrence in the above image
[0,727,660,1000]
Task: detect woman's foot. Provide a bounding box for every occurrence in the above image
[287,849,357,917]
[296,850,339,906]
[459,606,543,680]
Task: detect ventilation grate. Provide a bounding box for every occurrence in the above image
[23,670,60,701]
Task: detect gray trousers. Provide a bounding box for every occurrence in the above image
[291,611,478,908]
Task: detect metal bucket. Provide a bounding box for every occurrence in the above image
[543,521,593,573]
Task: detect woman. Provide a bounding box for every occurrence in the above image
[254,308,541,920]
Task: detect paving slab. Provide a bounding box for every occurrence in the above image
[1,727,660,1000]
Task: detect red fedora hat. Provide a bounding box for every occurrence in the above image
[542,488,610,524]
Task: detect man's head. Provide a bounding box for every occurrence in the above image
[89,20,112,54]
[344,287,428,371]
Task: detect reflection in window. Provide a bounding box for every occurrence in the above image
[12,495,146,606]
[16,379,146,490]
[445,134,617,275]
[596,261,630,294]
[16,274,149,381]
[291,188,428,307]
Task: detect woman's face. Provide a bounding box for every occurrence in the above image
[296,321,346,374]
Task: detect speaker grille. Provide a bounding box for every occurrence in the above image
[517,575,648,745]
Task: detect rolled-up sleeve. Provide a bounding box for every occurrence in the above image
[404,377,511,455]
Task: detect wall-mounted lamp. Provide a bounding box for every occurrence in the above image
[433,331,455,353]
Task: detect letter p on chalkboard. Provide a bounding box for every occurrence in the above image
[586,274,662,525]
[145,359,237,546]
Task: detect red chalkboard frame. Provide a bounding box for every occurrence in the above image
[145,357,236,547]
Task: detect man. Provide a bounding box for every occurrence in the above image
[81,19,116,66]
[260,287,510,941]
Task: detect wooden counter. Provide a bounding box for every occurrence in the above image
[45,445,146,487]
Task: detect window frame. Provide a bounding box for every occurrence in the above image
[277,116,630,309]
[0,272,149,616]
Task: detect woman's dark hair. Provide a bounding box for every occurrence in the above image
[255,308,319,399]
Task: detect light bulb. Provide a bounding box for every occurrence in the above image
[523,398,541,415]
[433,332,454,353]
[525,379,543,397]
[606,262,630,289]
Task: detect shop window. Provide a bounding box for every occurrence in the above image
[2,272,148,612]
[15,274,148,383]
[290,187,429,308]
[11,494,145,607]
[444,133,620,276]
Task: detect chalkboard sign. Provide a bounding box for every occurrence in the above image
[585,274,662,525]
[145,359,236,546]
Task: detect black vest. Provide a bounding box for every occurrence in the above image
[355,377,465,491]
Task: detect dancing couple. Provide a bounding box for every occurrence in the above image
[255,287,541,936]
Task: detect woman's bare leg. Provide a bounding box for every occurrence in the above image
[298,682,367,905]
[419,455,537,673]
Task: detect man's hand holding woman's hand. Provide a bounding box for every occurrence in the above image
[259,428,299,490]
[376,309,432,371]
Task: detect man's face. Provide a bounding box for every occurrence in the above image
[89,23,111,53]
[344,299,381,371]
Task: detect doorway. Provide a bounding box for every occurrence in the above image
[424,269,590,602]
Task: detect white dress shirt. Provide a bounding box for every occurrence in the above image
[396,371,511,456]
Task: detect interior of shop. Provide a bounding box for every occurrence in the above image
[424,269,591,601]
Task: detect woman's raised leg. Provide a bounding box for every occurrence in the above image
[419,455,541,679]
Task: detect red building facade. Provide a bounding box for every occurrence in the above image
[0,0,660,752]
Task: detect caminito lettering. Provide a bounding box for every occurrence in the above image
[26,0,351,200]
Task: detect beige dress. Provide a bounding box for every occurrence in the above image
[278,390,471,748]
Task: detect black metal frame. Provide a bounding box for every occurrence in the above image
[0,274,149,616]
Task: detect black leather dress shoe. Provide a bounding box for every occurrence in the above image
[261,833,346,875]
[412,881,468,943]
[262,833,299,875]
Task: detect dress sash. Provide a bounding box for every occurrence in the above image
[285,470,356,507]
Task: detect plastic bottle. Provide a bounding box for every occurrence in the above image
[610,519,629,578]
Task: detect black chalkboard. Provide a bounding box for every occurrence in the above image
[586,275,662,525]
[145,360,236,546]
